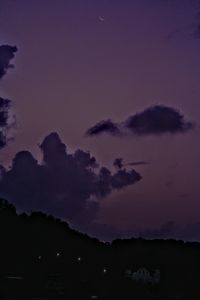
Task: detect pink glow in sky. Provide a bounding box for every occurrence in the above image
[0,0,200,240]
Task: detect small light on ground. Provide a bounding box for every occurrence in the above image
[103,268,107,273]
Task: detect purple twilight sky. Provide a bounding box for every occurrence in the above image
[0,0,200,240]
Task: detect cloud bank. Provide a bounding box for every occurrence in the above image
[86,105,194,137]
[0,132,142,230]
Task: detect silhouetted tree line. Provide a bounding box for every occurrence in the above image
[0,198,200,300]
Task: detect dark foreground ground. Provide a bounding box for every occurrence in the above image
[0,199,200,300]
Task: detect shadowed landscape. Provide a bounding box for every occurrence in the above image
[0,199,200,300]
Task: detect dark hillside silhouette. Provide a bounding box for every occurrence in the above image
[0,198,200,299]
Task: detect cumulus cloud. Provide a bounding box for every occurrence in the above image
[0,45,18,79]
[125,105,194,135]
[0,132,142,230]
[86,105,194,137]
[86,119,120,136]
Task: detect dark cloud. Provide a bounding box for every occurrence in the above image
[125,105,194,135]
[0,132,142,230]
[0,45,18,79]
[86,105,194,137]
[125,161,149,166]
[111,169,141,189]
[86,119,120,136]
[0,45,18,148]
[113,158,149,170]
[113,158,123,170]
[0,97,13,148]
